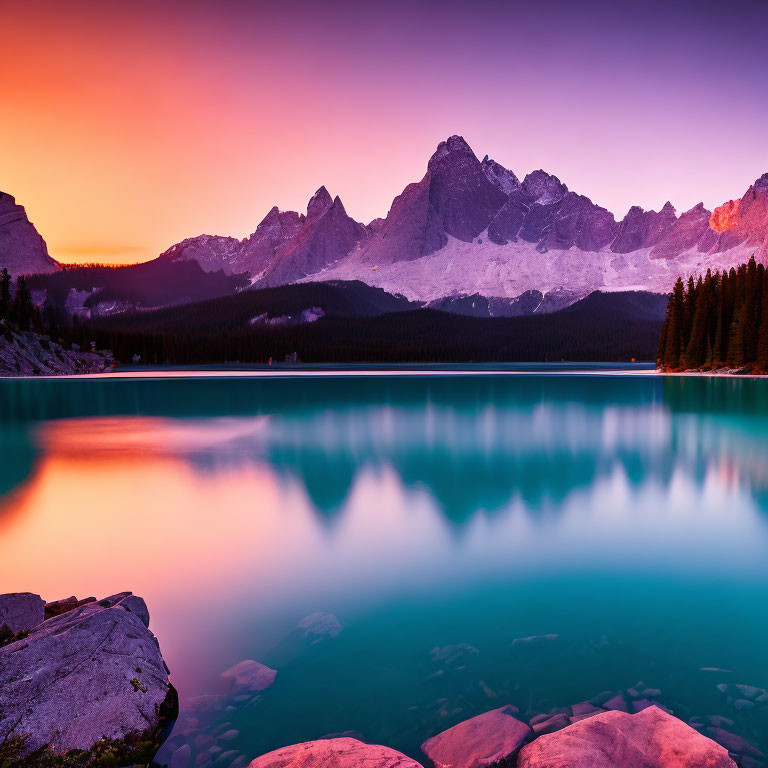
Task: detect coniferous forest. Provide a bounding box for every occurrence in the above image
[657,256,768,372]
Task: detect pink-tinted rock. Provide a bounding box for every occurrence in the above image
[631,698,655,713]
[570,712,602,723]
[705,728,766,759]
[248,737,423,768]
[529,714,551,726]
[531,713,570,735]
[517,706,736,768]
[602,694,628,712]
[220,660,277,695]
[421,705,530,768]
[571,702,602,716]
[0,592,45,635]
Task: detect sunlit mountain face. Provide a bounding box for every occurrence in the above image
[1,371,768,762]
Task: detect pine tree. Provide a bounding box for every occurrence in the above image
[685,278,710,369]
[756,268,768,372]
[11,275,34,330]
[659,278,685,368]
[0,268,10,320]
[727,299,748,368]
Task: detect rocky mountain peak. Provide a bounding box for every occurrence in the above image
[681,202,710,219]
[481,156,521,195]
[0,192,27,225]
[0,192,59,276]
[750,173,768,198]
[307,186,333,223]
[429,135,474,166]
[426,137,508,243]
[0,191,19,211]
[330,195,346,214]
[522,171,568,205]
[709,199,740,232]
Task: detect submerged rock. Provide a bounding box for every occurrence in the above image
[531,713,570,735]
[511,634,558,647]
[248,737,423,768]
[221,660,277,695]
[0,592,45,635]
[297,611,343,641]
[0,591,177,758]
[429,643,479,667]
[421,705,530,768]
[705,728,766,760]
[517,706,736,768]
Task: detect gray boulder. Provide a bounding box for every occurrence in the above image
[0,592,45,636]
[0,591,177,758]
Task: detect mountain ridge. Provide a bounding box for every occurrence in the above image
[156,136,768,308]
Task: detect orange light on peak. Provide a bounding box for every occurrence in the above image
[709,199,740,232]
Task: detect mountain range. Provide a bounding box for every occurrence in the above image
[3,136,768,318]
[157,135,768,310]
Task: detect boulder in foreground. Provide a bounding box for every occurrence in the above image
[517,706,736,768]
[0,591,177,761]
[421,705,530,768]
[248,737,424,768]
[0,592,45,636]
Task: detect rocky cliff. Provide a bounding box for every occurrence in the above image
[0,192,59,277]
[0,323,113,376]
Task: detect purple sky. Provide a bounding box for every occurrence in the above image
[3,0,767,262]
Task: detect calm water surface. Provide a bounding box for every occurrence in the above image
[1,366,767,762]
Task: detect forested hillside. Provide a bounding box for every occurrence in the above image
[69,289,665,365]
[657,256,768,372]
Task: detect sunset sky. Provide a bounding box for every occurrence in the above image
[2,0,768,265]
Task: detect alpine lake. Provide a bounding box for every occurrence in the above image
[1,365,767,764]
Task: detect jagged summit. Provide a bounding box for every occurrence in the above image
[481,156,520,195]
[430,135,474,163]
[307,186,333,223]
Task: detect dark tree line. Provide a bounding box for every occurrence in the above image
[0,268,42,333]
[72,302,662,365]
[657,256,768,372]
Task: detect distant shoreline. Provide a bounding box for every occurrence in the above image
[656,367,768,378]
[1,362,660,381]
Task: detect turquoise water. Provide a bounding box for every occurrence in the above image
[1,367,767,763]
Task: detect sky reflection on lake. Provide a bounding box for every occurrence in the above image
[1,371,767,761]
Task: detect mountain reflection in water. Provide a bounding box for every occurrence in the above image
[1,369,767,762]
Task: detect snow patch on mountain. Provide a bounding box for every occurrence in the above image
[300,235,760,303]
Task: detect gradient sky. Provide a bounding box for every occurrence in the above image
[2,0,768,265]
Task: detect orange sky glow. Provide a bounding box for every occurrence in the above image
[2,0,767,265]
